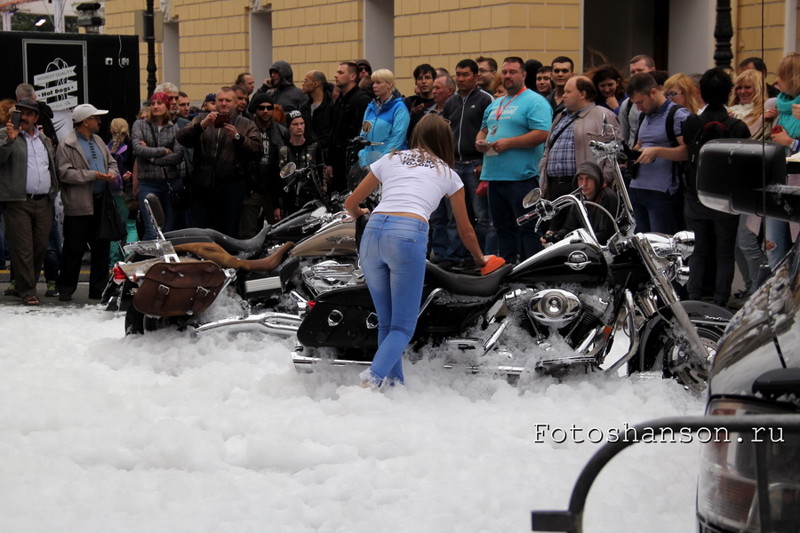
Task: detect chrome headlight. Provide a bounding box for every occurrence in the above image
[697,399,800,532]
[672,230,695,261]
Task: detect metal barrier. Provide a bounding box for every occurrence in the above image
[531,415,800,532]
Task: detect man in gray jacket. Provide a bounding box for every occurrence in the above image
[539,76,619,201]
[0,99,59,305]
[56,103,119,301]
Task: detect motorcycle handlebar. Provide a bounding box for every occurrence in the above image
[348,137,385,148]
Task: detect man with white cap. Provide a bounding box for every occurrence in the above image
[55,103,119,301]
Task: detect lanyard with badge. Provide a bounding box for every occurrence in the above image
[489,88,525,136]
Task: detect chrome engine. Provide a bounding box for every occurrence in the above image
[300,259,364,297]
[504,285,613,351]
[528,289,582,327]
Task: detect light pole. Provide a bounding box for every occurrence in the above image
[145,0,157,96]
[714,0,733,69]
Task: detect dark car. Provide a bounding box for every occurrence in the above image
[695,139,800,532]
[530,140,800,533]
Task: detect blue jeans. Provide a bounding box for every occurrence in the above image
[138,179,182,240]
[734,216,766,295]
[429,161,493,261]
[629,187,679,234]
[457,161,493,251]
[765,218,795,269]
[359,214,429,383]
[487,178,542,263]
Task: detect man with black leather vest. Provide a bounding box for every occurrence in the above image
[239,92,286,238]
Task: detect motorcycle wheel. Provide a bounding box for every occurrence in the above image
[655,324,723,393]
[124,306,144,335]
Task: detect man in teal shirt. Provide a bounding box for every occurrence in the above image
[476,56,552,262]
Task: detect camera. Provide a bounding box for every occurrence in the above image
[11,109,21,129]
[213,114,230,128]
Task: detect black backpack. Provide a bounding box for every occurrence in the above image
[683,114,745,195]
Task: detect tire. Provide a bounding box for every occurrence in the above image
[657,324,724,393]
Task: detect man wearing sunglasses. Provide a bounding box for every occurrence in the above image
[240,93,286,237]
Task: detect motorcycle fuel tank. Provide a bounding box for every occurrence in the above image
[290,217,357,258]
[509,229,607,286]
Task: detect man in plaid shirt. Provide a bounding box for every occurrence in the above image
[539,76,620,205]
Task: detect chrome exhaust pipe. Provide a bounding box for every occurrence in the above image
[291,350,527,377]
[195,312,302,335]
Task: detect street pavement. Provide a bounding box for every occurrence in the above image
[0,269,100,307]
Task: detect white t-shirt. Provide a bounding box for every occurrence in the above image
[369,149,463,221]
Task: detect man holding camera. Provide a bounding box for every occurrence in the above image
[177,86,260,237]
[0,99,59,305]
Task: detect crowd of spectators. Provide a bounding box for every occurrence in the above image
[1,51,798,308]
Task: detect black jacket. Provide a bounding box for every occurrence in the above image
[443,88,494,161]
[328,85,371,168]
[300,91,334,164]
[250,119,287,197]
[554,188,620,245]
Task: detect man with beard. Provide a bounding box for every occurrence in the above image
[326,61,371,193]
[476,57,551,262]
[239,93,286,237]
[299,70,333,165]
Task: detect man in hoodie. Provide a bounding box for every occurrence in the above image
[253,60,305,116]
[542,161,619,245]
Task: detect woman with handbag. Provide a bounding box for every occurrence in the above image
[132,92,186,240]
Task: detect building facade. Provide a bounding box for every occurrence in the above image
[103,0,799,104]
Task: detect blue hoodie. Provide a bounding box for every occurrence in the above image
[358,96,410,168]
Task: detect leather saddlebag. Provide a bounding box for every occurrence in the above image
[133,261,227,317]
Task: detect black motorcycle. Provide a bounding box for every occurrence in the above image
[290,140,732,392]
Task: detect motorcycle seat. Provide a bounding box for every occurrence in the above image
[424,262,512,298]
[164,221,270,258]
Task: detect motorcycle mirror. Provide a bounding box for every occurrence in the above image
[522,188,542,208]
[280,162,297,179]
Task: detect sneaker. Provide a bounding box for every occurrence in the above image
[359,369,387,390]
[58,292,72,302]
[45,281,58,297]
[4,281,17,297]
